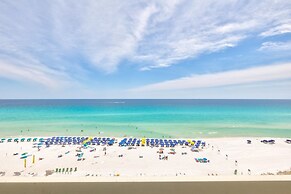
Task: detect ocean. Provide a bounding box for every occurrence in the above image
[0,99,290,138]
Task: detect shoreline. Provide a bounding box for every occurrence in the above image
[1,135,291,139]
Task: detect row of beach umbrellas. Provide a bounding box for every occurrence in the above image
[0,137,42,143]
[44,136,115,146]
[119,138,205,148]
[1,136,206,148]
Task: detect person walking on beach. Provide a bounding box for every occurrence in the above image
[235,160,238,166]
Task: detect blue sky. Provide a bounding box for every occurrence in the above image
[0,0,291,99]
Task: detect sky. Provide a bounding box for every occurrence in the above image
[0,0,291,99]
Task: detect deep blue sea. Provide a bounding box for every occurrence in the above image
[0,99,290,138]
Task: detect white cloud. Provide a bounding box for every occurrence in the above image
[133,0,291,70]
[260,23,291,37]
[132,63,291,92]
[258,41,291,51]
[0,60,71,88]
[0,0,160,79]
[0,0,291,87]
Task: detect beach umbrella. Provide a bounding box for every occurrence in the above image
[21,155,28,159]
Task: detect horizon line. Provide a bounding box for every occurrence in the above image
[0,98,290,100]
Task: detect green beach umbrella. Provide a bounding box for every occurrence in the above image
[21,155,28,159]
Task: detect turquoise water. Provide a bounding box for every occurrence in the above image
[0,99,290,138]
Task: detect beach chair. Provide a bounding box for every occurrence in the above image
[268,140,275,144]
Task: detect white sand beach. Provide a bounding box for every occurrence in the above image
[0,137,290,178]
